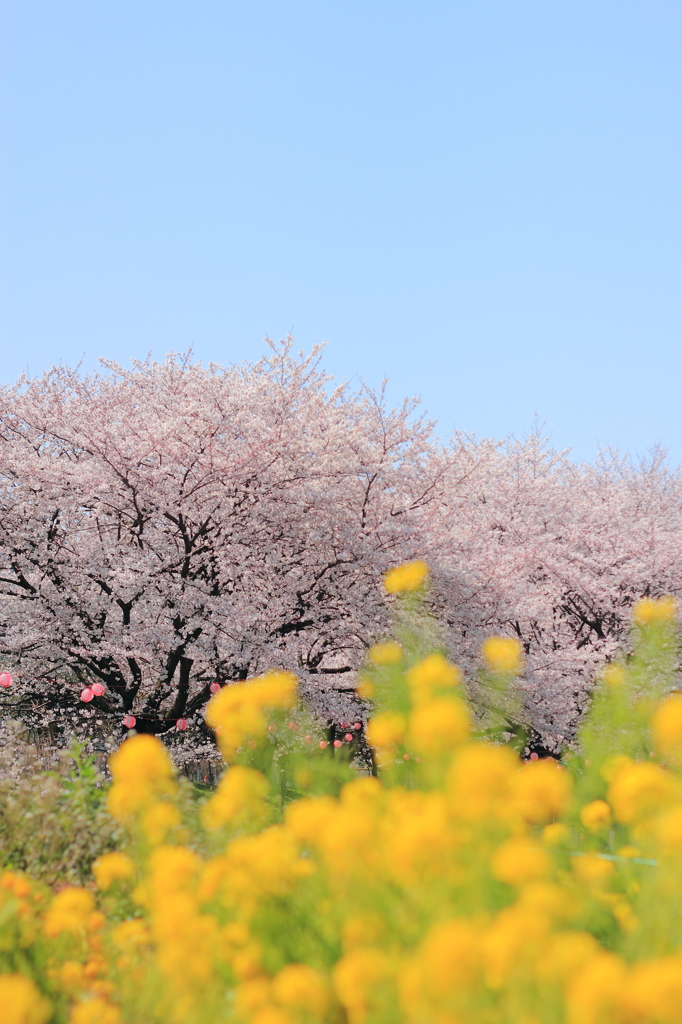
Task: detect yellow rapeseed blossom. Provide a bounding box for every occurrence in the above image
[513,760,572,824]
[201,765,270,830]
[383,560,429,594]
[447,743,518,821]
[543,822,569,845]
[571,854,614,887]
[632,595,677,626]
[332,948,394,1024]
[0,974,51,1024]
[399,919,480,1021]
[655,806,682,854]
[652,694,682,759]
[482,636,523,674]
[92,852,136,891]
[536,930,599,983]
[607,761,677,823]
[622,955,682,1022]
[10,566,682,1024]
[141,801,182,845]
[271,963,330,1017]
[366,711,406,750]
[107,734,177,820]
[408,697,470,754]
[405,653,461,704]
[491,838,551,886]
[44,887,96,937]
[111,919,150,952]
[68,999,121,1024]
[580,799,612,833]
[205,671,297,761]
[284,794,338,846]
[565,952,626,1024]
[368,641,403,666]
[602,663,626,686]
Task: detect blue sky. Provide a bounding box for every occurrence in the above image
[1,1,680,462]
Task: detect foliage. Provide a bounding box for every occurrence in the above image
[2,345,682,756]
[0,341,434,756]
[3,566,682,1022]
[0,734,122,887]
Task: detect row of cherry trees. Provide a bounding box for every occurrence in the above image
[1,341,680,756]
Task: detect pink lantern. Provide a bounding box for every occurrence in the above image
[344,733,353,742]
[91,683,105,697]
[123,714,136,729]
[80,687,94,702]
[333,739,343,748]
[176,718,187,731]
[318,740,328,750]
[209,681,221,694]
[353,722,362,731]
[0,672,12,688]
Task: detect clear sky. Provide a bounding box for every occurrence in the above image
[1,1,680,463]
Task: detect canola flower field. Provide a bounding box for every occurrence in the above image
[3,562,682,1024]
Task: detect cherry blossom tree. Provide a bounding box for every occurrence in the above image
[1,341,681,760]
[423,433,682,750]
[0,341,438,758]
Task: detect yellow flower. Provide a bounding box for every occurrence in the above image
[491,838,551,886]
[332,948,394,1024]
[571,854,614,887]
[366,712,406,750]
[141,801,182,845]
[57,961,86,994]
[356,675,375,699]
[543,822,569,845]
[342,914,385,951]
[652,694,682,760]
[414,919,480,991]
[234,976,271,1016]
[44,887,96,937]
[0,974,51,1024]
[513,760,572,824]
[205,671,298,761]
[251,1009,292,1024]
[368,642,403,666]
[602,664,626,687]
[408,698,470,754]
[656,806,682,854]
[623,955,682,1022]
[482,636,523,674]
[633,595,677,625]
[406,653,461,704]
[580,799,612,833]
[383,560,429,594]
[111,919,150,952]
[608,761,676,823]
[272,963,330,1017]
[536,931,599,983]
[148,845,201,902]
[566,952,627,1024]
[399,919,480,1021]
[447,743,518,820]
[285,795,338,846]
[201,765,270,830]
[481,904,548,989]
[107,734,177,820]
[92,852,136,891]
[1,871,32,898]
[68,998,121,1024]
